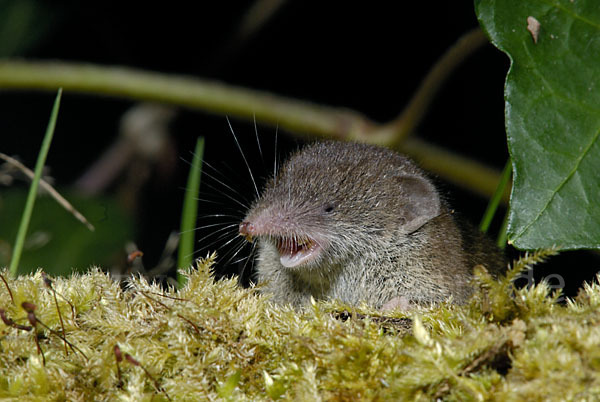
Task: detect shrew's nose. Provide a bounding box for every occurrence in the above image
[239,221,255,242]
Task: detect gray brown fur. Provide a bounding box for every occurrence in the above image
[240,141,505,309]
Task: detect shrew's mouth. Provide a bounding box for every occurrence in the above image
[274,236,321,268]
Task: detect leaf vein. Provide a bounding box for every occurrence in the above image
[545,0,600,30]
[514,124,600,241]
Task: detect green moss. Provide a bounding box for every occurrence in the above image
[1,250,600,400]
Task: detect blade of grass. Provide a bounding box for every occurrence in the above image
[479,158,512,234]
[497,210,509,249]
[177,137,205,286]
[9,88,62,277]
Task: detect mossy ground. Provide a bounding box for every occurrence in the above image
[1,250,599,401]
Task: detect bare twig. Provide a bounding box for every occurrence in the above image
[382,28,489,147]
[0,152,95,231]
[114,344,123,386]
[0,60,361,139]
[124,352,172,401]
[0,28,507,202]
[21,301,89,362]
[0,273,15,305]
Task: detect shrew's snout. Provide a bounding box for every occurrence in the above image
[239,221,255,243]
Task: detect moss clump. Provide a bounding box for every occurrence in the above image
[1,250,600,400]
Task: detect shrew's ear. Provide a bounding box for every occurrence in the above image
[397,175,441,234]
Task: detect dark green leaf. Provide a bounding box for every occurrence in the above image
[476,0,600,250]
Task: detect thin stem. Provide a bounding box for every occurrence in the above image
[480,159,512,233]
[0,152,95,231]
[383,28,489,146]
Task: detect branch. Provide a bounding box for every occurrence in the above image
[0,46,507,203]
[0,152,95,231]
[383,28,489,146]
[0,59,369,139]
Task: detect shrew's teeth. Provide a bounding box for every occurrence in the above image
[297,238,310,247]
[274,236,314,254]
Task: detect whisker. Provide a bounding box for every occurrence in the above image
[194,230,241,256]
[180,155,250,207]
[196,213,242,220]
[230,253,252,266]
[194,224,240,247]
[222,239,250,266]
[221,231,246,249]
[253,113,264,163]
[180,152,233,182]
[226,116,260,198]
[194,199,247,217]
[202,180,249,211]
[188,196,245,212]
[273,122,279,179]
[180,221,238,235]
[201,160,250,199]
[203,172,249,203]
[239,241,257,281]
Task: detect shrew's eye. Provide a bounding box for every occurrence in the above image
[324,204,335,213]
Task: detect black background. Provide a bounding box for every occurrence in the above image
[1,1,597,296]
